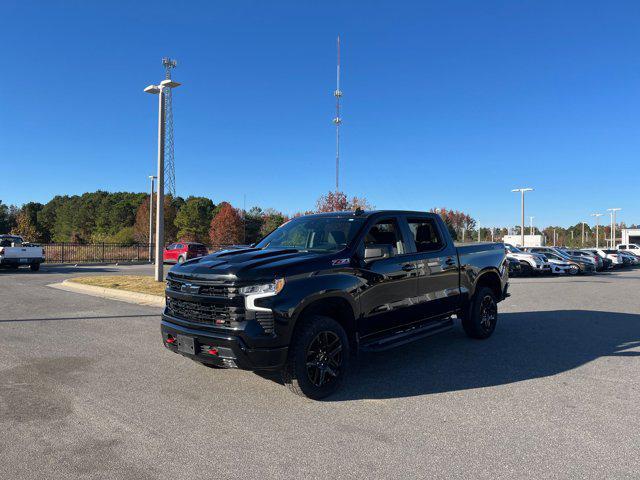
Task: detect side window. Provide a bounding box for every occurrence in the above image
[363,219,404,256]
[176,243,184,249]
[620,245,626,250]
[407,218,444,253]
[167,244,176,250]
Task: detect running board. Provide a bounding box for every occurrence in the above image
[360,317,454,352]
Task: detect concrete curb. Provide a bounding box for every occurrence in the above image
[48,280,165,307]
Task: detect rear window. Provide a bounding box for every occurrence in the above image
[603,249,617,254]
[188,244,206,251]
[407,218,444,253]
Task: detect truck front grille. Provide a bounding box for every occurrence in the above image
[167,278,238,298]
[166,297,244,326]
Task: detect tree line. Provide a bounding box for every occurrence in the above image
[1,192,635,247]
[0,190,372,246]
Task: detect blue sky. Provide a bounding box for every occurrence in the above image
[1,1,639,228]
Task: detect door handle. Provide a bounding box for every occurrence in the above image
[444,257,455,266]
[402,263,417,272]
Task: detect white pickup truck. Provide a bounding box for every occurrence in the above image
[0,235,45,271]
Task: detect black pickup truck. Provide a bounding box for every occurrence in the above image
[161,210,509,399]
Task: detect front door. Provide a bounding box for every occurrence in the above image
[406,216,461,320]
[357,218,421,338]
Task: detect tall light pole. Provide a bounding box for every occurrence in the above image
[512,188,534,247]
[529,216,534,235]
[145,79,181,281]
[148,175,157,262]
[581,221,586,246]
[591,213,603,248]
[477,221,481,243]
[607,208,621,248]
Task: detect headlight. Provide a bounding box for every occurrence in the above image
[240,278,285,296]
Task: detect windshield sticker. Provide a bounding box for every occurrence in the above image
[332,258,350,266]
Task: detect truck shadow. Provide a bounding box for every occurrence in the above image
[323,310,640,401]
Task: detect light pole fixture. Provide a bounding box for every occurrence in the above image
[607,208,621,248]
[145,78,181,282]
[512,188,534,247]
[148,175,157,263]
[591,213,603,248]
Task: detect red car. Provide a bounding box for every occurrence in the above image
[163,242,209,264]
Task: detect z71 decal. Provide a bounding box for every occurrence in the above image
[332,258,350,266]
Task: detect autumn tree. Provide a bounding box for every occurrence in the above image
[133,195,182,244]
[315,191,374,213]
[174,196,215,243]
[11,202,45,241]
[209,203,244,246]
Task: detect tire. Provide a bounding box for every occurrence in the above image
[282,315,349,400]
[520,262,533,276]
[177,255,185,264]
[30,263,40,272]
[461,287,498,340]
[568,265,579,276]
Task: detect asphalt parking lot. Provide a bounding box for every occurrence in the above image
[1,265,639,479]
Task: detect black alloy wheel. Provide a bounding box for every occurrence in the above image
[479,295,497,334]
[282,315,350,399]
[461,286,498,339]
[306,331,343,388]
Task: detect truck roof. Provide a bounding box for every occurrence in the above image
[300,210,436,219]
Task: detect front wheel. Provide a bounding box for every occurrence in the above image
[282,315,349,400]
[177,255,185,264]
[520,262,533,276]
[461,287,498,339]
[568,265,579,275]
[30,263,40,271]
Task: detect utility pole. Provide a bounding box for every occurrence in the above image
[553,229,556,246]
[490,227,494,242]
[581,222,585,246]
[512,188,534,247]
[607,208,621,248]
[333,36,343,192]
[145,78,181,281]
[148,175,157,262]
[529,216,534,235]
[477,222,481,243]
[591,213,603,248]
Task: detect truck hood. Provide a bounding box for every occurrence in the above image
[167,247,328,283]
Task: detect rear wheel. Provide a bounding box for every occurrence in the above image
[177,255,185,264]
[568,265,579,275]
[282,315,349,400]
[461,287,498,339]
[30,263,40,271]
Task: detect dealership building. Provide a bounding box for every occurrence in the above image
[621,228,640,245]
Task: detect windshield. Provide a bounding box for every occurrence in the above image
[505,244,522,253]
[256,216,366,252]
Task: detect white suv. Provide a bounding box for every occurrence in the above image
[504,244,550,275]
[618,244,640,257]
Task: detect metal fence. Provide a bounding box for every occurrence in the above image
[41,243,234,264]
[43,243,154,263]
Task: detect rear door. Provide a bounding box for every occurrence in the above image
[357,217,421,337]
[405,215,461,320]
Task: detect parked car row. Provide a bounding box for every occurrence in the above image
[505,243,640,276]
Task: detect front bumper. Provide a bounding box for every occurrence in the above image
[161,315,288,371]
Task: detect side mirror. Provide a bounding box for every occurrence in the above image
[364,244,393,262]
